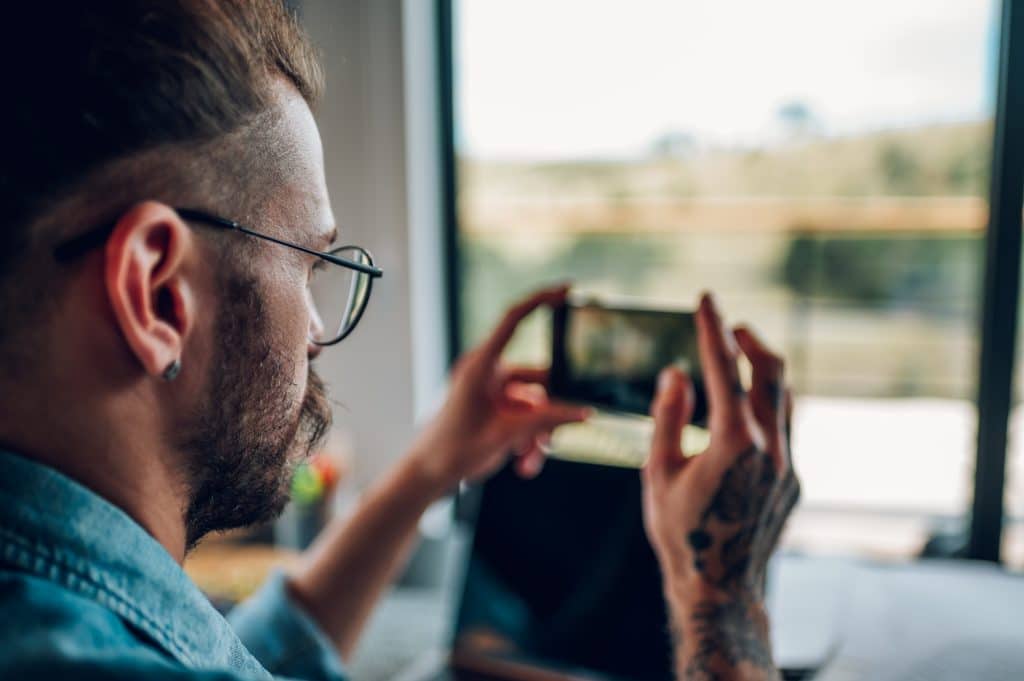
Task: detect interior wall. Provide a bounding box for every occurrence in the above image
[300,0,419,487]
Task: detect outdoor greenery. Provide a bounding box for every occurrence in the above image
[458,121,992,399]
[461,121,991,200]
[781,234,981,318]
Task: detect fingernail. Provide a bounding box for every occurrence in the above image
[726,329,740,355]
[706,292,720,315]
[658,368,677,394]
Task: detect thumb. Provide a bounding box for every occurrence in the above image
[647,367,693,480]
[509,402,592,435]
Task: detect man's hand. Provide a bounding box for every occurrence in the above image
[641,293,800,681]
[409,285,591,492]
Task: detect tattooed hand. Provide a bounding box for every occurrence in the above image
[641,293,800,681]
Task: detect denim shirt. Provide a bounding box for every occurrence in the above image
[0,449,347,681]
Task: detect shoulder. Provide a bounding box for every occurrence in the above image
[0,570,237,679]
[0,570,297,680]
[4,656,269,681]
[0,568,140,647]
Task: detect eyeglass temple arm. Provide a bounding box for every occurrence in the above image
[54,209,383,280]
[176,209,383,278]
[52,210,218,262]
[53,224,116,262]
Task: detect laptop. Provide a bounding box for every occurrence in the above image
[401,456,677,681]
[390,424,1024,681]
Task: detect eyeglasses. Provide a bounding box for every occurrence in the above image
[52,208,384,346]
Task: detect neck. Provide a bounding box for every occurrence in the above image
[0,382,190,563]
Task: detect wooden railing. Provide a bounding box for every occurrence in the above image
[460,195,988,235]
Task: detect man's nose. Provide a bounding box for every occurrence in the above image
[307,334,323,360]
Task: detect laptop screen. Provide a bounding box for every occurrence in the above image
[452,458,673,681]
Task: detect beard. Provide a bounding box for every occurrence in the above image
[179,269,332,550]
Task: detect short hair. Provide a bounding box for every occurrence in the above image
[0,0,323,365]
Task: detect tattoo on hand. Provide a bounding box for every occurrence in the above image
[765,379,784,412]
[675,444,800,679]
[683,597,773,680]
[685,445,776,590]
[730,377,747,399]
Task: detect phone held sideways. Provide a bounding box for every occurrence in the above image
[545,293,710,468]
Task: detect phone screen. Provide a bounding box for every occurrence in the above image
[550,300,707,424]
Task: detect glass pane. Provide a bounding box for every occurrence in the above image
[455,0,998,560]
[310,247,370,343]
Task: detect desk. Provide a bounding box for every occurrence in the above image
[185,541,1024,680]
[806,559,1024,680]
[185,540,301,605]
[184,538,453,680]
[351,556,1024,681]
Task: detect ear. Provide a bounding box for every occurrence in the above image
[103,201,197,380]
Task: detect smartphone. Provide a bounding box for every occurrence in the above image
[549,295,708,426]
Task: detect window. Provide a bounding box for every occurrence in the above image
[449,0,1004,562]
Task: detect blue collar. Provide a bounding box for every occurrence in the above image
[0,449,270,677]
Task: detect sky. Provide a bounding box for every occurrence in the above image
[456,0,998,160]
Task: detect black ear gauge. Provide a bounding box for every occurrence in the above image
[161,359,182,382]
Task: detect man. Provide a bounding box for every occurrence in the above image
[0,2,798,680]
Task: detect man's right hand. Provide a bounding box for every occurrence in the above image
[641,293,800,681]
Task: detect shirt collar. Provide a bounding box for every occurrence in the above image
[0,448,270,677]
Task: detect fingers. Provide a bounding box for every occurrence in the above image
[783,387,794,467]
[514,435,548,478]
[498,366,549,388]
[696,293,757,437]
[501,382,548,410]
[480,285,570,365]
[647,367,694,480]
[509,401,591,433]
[734,325,786,471]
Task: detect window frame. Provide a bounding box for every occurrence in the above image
[968,0,1024,562]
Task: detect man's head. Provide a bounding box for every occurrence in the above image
[0,1,335,550]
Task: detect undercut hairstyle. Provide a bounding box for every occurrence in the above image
[0,0,323,368]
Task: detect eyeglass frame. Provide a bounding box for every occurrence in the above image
[52,207,384,346]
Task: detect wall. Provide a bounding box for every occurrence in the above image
[299,0,448,487]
